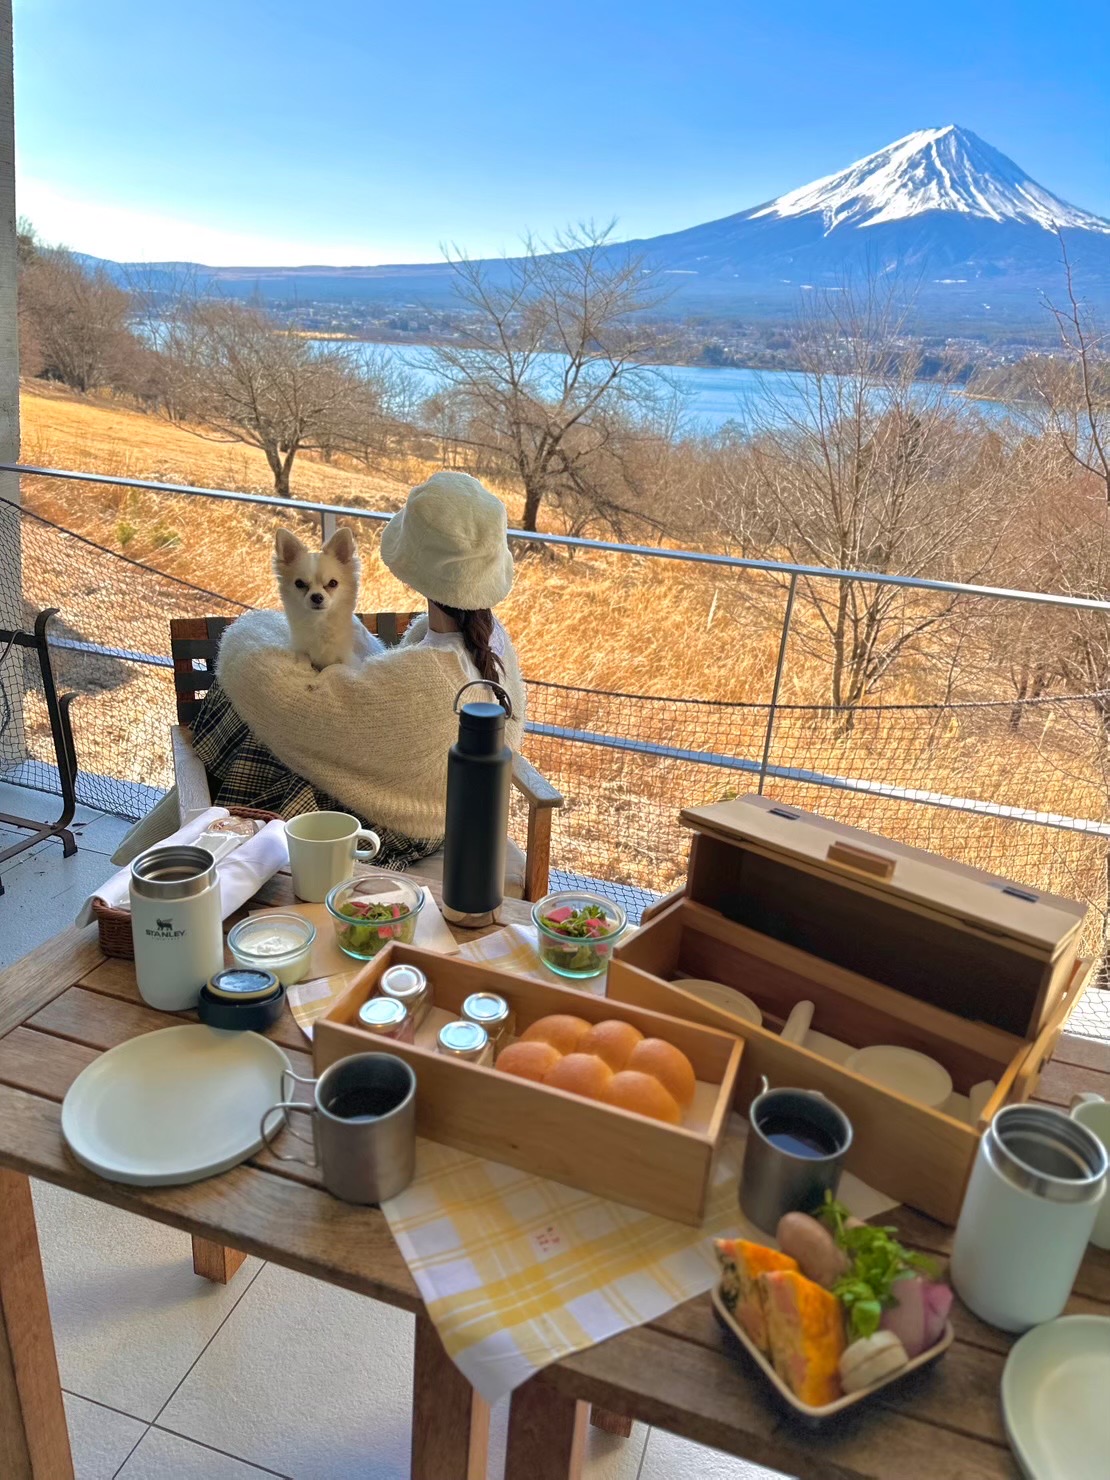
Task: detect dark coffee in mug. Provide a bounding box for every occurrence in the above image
[327,1084,406,1121]
[757,1112,842,1160]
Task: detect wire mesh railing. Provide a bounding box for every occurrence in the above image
[3,466,1110,961]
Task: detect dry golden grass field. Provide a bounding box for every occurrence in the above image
[13,384,1110,942]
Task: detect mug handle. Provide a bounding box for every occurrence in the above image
[260,1102,319,1166]
[1070,1092,1105,1110]
[355,829,381,863]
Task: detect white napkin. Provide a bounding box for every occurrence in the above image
[76,810,290,926]
[215,821,290,917]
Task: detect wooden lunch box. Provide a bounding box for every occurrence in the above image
[607,794,1092,1225]
[313,943,743,1225]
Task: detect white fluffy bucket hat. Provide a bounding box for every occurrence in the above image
[380,471,514,610]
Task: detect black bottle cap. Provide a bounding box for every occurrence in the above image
[457,701,506,757]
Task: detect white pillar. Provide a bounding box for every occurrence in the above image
[0,0,24,764]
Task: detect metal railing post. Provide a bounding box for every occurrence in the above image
[319,509,338,544]
[758,574,798,794]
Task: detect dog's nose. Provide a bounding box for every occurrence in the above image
[310,592,325,607]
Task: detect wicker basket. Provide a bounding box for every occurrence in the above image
[93,806,281,960]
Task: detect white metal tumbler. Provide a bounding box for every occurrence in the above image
[951,1104,1107,1332]
[129,846,224,1011]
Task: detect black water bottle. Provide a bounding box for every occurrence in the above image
[441,681,513,927]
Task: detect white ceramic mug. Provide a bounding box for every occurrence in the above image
[285,811,381,903]
[1071,1093,1110,1249]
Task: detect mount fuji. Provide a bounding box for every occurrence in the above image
[90,126,1110,326]
[614,125,1110,319]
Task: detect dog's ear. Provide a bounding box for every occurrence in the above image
[324,527,357,565]
[274,528,306,566]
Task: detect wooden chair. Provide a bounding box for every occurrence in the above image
[169,614,562,901]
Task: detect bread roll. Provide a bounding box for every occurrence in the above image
[604,1070,682,1124]
[496,1040,562,1082]
[521,1014,592,1055]
[544,1052,613,1100]
[627,1038,696,1108]
[578,1019,643,1071]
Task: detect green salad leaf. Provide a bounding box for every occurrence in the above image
[817,1194,938,1341]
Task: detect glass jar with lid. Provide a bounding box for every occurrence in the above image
[358,995,415,1043]
[379,964,431,1028]
[461,991,515,1052]
[436,1020,492,1065]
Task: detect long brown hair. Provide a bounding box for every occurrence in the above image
[435,604,504,684]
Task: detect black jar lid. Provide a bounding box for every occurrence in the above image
[207,967,280,1003]
[197,979,286,1032]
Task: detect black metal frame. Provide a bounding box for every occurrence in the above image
[0,608,79,894]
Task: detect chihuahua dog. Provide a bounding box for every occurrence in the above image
[273,526,363,669]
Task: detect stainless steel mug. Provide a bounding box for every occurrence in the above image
[260,1053,416,1204]
[739,1077,853,1233]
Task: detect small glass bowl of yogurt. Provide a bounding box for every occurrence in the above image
[227,913,316,986]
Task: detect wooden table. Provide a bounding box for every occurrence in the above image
[1,881,1109,1480]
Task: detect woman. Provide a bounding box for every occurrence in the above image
[193,470,525,869]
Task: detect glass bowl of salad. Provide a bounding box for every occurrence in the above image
[325,873,424,960]
[532,890,627,979]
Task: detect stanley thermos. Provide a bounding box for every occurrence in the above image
[441,681,513,927]
[951,1104,1108,1331]
[130,845,224,1011]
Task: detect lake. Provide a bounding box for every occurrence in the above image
[329,340,1004,435]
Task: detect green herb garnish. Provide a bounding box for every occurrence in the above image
[817,1194,938,1340]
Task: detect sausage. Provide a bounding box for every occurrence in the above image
[776,1212,850,1288]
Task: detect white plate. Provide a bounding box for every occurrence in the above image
[673,977,763,1027]
[1002,1315,1110,1480]
[712,1285,953,1423]
[62,1025,291,1186]
[844,1044,953,1108]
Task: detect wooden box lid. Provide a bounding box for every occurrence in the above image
[678,794,1087,1040]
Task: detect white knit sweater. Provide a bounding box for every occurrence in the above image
[216,610,525,839]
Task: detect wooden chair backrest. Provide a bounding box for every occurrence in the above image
[169,613,421,726]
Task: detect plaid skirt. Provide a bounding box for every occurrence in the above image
[192,681,443,871]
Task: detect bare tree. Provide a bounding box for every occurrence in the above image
[161,299,396,497]
[339,347,422,472]
[706,277,1017,713]
[1027,234,1110,502]
[18,238,139,393]
[431,223,672,536]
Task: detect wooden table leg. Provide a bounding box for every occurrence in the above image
[505,1378,587,1480]
[0,1170,73,1479]
[191,1236,248,1284]
[411,1314,489,1480]
[589,1406,633,1437]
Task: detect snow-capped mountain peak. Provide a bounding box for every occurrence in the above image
[751,125,1110,236]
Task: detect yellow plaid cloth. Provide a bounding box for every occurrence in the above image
[381,1122,749,1401]
[378,924,895,1403]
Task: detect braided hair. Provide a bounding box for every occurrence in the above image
[434,604,504,684]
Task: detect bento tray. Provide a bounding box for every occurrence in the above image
[711,1285,954,1423]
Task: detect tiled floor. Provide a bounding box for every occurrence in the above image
[32,1179,774,1479]
[0,780,132,968]
[0,781,780,1478]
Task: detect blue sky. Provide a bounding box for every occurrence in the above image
[14,0,1110,265]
